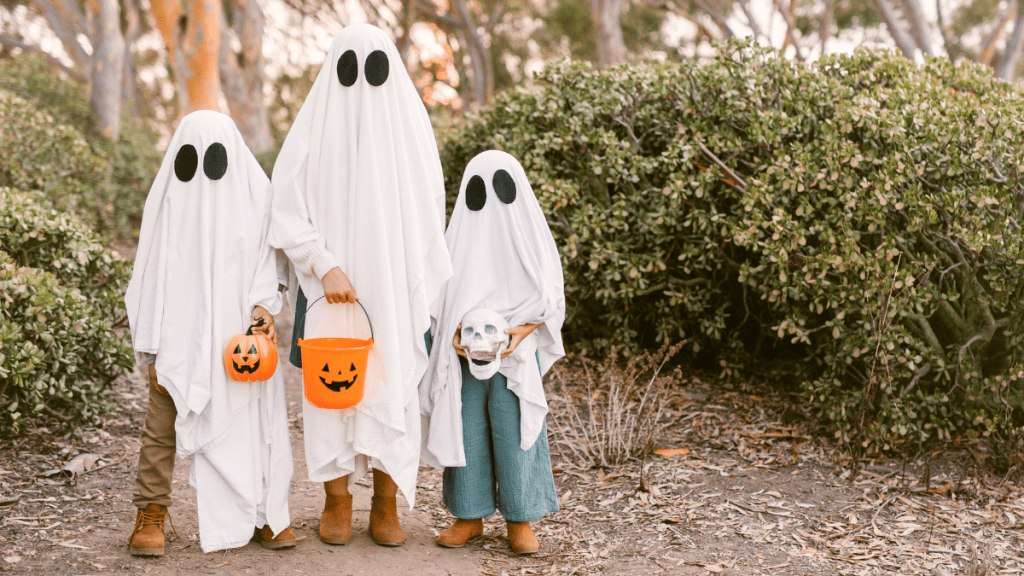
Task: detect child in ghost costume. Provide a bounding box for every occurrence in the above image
[124,110,295,555]
[269,24,452,547]
[420,150,565,555]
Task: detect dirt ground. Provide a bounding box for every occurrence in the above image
[3,307,1024,575]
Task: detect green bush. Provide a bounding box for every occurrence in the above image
[0,55,160,239]
[0,190,133,434]
[439,43,1024,456]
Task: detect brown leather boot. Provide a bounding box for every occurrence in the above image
[436,518,483,548]
[252,525,297,550]
[369,469,405,547]
[129,504,168,556]
[319,477,352,545]
[506,521,539,555]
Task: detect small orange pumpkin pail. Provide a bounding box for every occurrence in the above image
[298,298,373,410]
[224,318,278,382]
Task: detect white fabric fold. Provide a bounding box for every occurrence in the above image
[124,110,290,551]
[269,23,452,506]
[420,150,565,469]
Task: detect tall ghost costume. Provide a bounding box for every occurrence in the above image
[269,24,451,513]
[125,111,293,553]
[421,151,564,543]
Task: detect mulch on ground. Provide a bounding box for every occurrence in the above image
[3,363,1024,575]
[441,369,1024,576]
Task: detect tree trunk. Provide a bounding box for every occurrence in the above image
[183,0,222,111]
[451,0,493,108]
[219,0,274,154]
[590,0,627,68]
[150,0,223,114]
[870,0,919,59]
[122,0,142,124]
[87,0,124,140]
[819,0,834,53]
[896,0,934,55]
[996,9,1024,79]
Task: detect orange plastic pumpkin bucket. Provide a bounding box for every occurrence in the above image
[298,298,373,410]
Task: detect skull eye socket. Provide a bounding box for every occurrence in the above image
[485,325,497,335]
[337,50,358,87]
[492,169,516,204]
[466,175,486,211]
[364,50,389,87]
[174,144,198,182]
[462,327,474,338]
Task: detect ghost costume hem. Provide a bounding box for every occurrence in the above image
[125,110,292,552]
[269,24,452,507]
[420,150,566,471]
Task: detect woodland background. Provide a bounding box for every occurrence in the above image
[2,0,1024,472]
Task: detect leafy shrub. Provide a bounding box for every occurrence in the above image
[0,55,160,239]
[0,90,106,219]
[439,43,1024,456]
[0,190,133,434]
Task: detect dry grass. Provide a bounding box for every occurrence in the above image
[547,342,685,468]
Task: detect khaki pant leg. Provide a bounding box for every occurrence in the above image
[132,364,177,509]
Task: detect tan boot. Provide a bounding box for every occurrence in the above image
[129,504,168,557]
[369,469,405,547]
[252,525,297,550]
[506,521,539,555]
[436,518,483,548]
[319,477,352,545]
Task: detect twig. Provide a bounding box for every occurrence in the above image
[695,140,748,193]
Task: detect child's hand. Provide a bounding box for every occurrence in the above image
[322,267,358,304]
[501,323,541,358]
[452,324,468,358]
[251,306,277,341]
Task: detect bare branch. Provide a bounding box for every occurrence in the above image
[0,34,87,82]
[737,0,765,41]
[896,0,935,55]
[773,0,806,62]
[978,0,1017,65]
[870,0,919,59]
[997,8,1024,79]
[31,0,90,70]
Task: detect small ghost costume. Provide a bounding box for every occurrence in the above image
[125,111,292,552]
[269,24,451,506]
[420,150,564,520]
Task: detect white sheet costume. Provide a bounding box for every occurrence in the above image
[420,150,566,469]
[125,110,292,552]
[269,24,452,506]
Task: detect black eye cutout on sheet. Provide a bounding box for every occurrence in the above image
[203,143,228,180]
[174,144,198,182]
[466,175,487,211]
[337,50,358,87]
[365,50,389,87]
[492,169,517,204]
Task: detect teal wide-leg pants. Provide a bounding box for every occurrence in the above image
[442,357,559,522]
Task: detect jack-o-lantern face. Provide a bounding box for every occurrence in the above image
[319,362,359,392]
[231,343,261,374]
[224,325,278,382]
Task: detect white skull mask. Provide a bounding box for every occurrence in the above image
[460,309,510,380]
